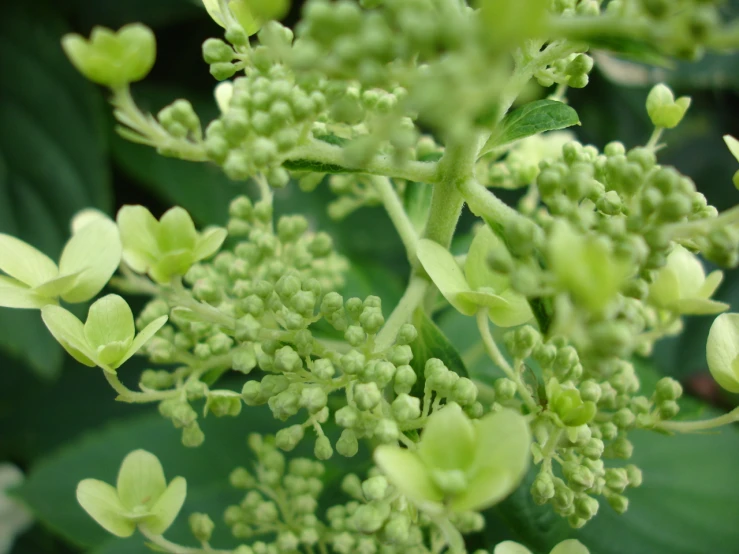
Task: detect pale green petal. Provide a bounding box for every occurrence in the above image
[489,288,533,328]
[706,313,739,393]
[418,403,476,471]
[202,0,226,27]
[32,272,80,299]
[724,135,739,163]
[71,208,110,234]
[699,270,723,300]
[214,82,233,114]
[41,305,97,367]
[452,409,531,511]
[97,342,131,367]
[76,479,136,538]
[675,298,729,316]
[117,205,160,273]
[374,446,443,506]
[550,539,590,554]
[417,239,477,316]
[144,476,187,534]
[493,541,533,554]
[229,0,263,36]
[457,290,510,311]
[59,218,122,303]
[115,315,168,369]
[0,276,51,309]
[0,234,58,287]
[158,207,198,253]
[464,225,510,292]
[116,450,167,511]
[665,245,705,299]
[149,250,195,284]
[84,294,136,350]
[648,267,680,309]
[193,227,228,262]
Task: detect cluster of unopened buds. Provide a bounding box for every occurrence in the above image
[4,0,739,553]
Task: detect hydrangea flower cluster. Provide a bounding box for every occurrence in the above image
[3,1,739,553]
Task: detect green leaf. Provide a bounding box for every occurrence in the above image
[417,239,477,316]
[482,100,580,155]
[410,309,468,397]
[0,4,112,378]
[111,85,245,226]
[573,418,739,553]
[13,408,282,550]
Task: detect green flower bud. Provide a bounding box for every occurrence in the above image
[363,477,390,502]
[393,365,417,395]
[182,422,205,447]
[351,504,389,534]
[613,408,636,429]
[300,387,328,413]
[564,462,595,492]
[230,467,256,489]
[335,405,359,428]
[451,377,479,406]
[397,324,418,345]
[646,84,691,129]
[606,493,629,514]
[625,464,643,488]
[552,479,575,515]
[314,436,333,460]
[383,513,411,543]
[388,345,413,366]
[354,382,382,411]
[189,513,215,542]
[658,400,680,419]
[581,438,604,460]
[341,350,366,375]
[374,419,399,443]
[207,391,243,417]
[574,494,599,521]
[360,307,385,334]
[531,472,555,505]
[276,425,305,451]
[609,436,634,459]
[605,468,629,493]
[345,325,367,346]
[494,378,517,401]
[275,346,303,373]
[62,24,156,87]
[337,429,359,457]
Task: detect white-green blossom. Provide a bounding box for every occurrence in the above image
[417,225,532,326]
[374,403,531,514]
[0,213,121,309]
[117,205,227,285]
[648,244,727,315]
[76,450,186,538]
[494,539,589,554]
[41,294,167,373]
[706,312,739,393]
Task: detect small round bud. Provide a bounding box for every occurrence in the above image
[182,422,205,447]
[314,436,333,460]
[494,378,517,401]
[531,472,555,505]
[276,425,305,452]
[336,429,359,457]
[396,324,418,345]
[392,394,421,421]
[354,382,382,411]
[373,419,399,443]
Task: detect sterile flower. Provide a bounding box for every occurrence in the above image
[648,244,727,315]
[374,403,531,514]
[494,539,589,554]
[0,212,121,309]
[116,205,227,285]
[77,450,186,538]
[417,225,532,327]
[62,24,156,87]
[41,294,167,373]
[706,312,739,393]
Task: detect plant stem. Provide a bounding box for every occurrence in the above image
[369,175,420,264]
[374,275,430,352]
[139,526,232,554]
[433,516,466,554]
[287,139,440,184]
[655,407,739,433]
[458,178,527,229]
[645,127,664,151]
[476,309,539,413]
[104,372,178,403]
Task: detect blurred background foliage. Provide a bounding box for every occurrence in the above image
[1,1,739,553]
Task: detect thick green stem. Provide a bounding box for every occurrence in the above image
[139,525,232,554]
[458,178,527,229]
[422,136,481,248]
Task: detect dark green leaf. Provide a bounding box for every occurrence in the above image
[62,0,203,29]
[14,408,281,550]
[410,309,468,396]
[0,5,112,378]
[483,100,580,154]
[111,85,246,225]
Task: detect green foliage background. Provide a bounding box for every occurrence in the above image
[2,1,739,553]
